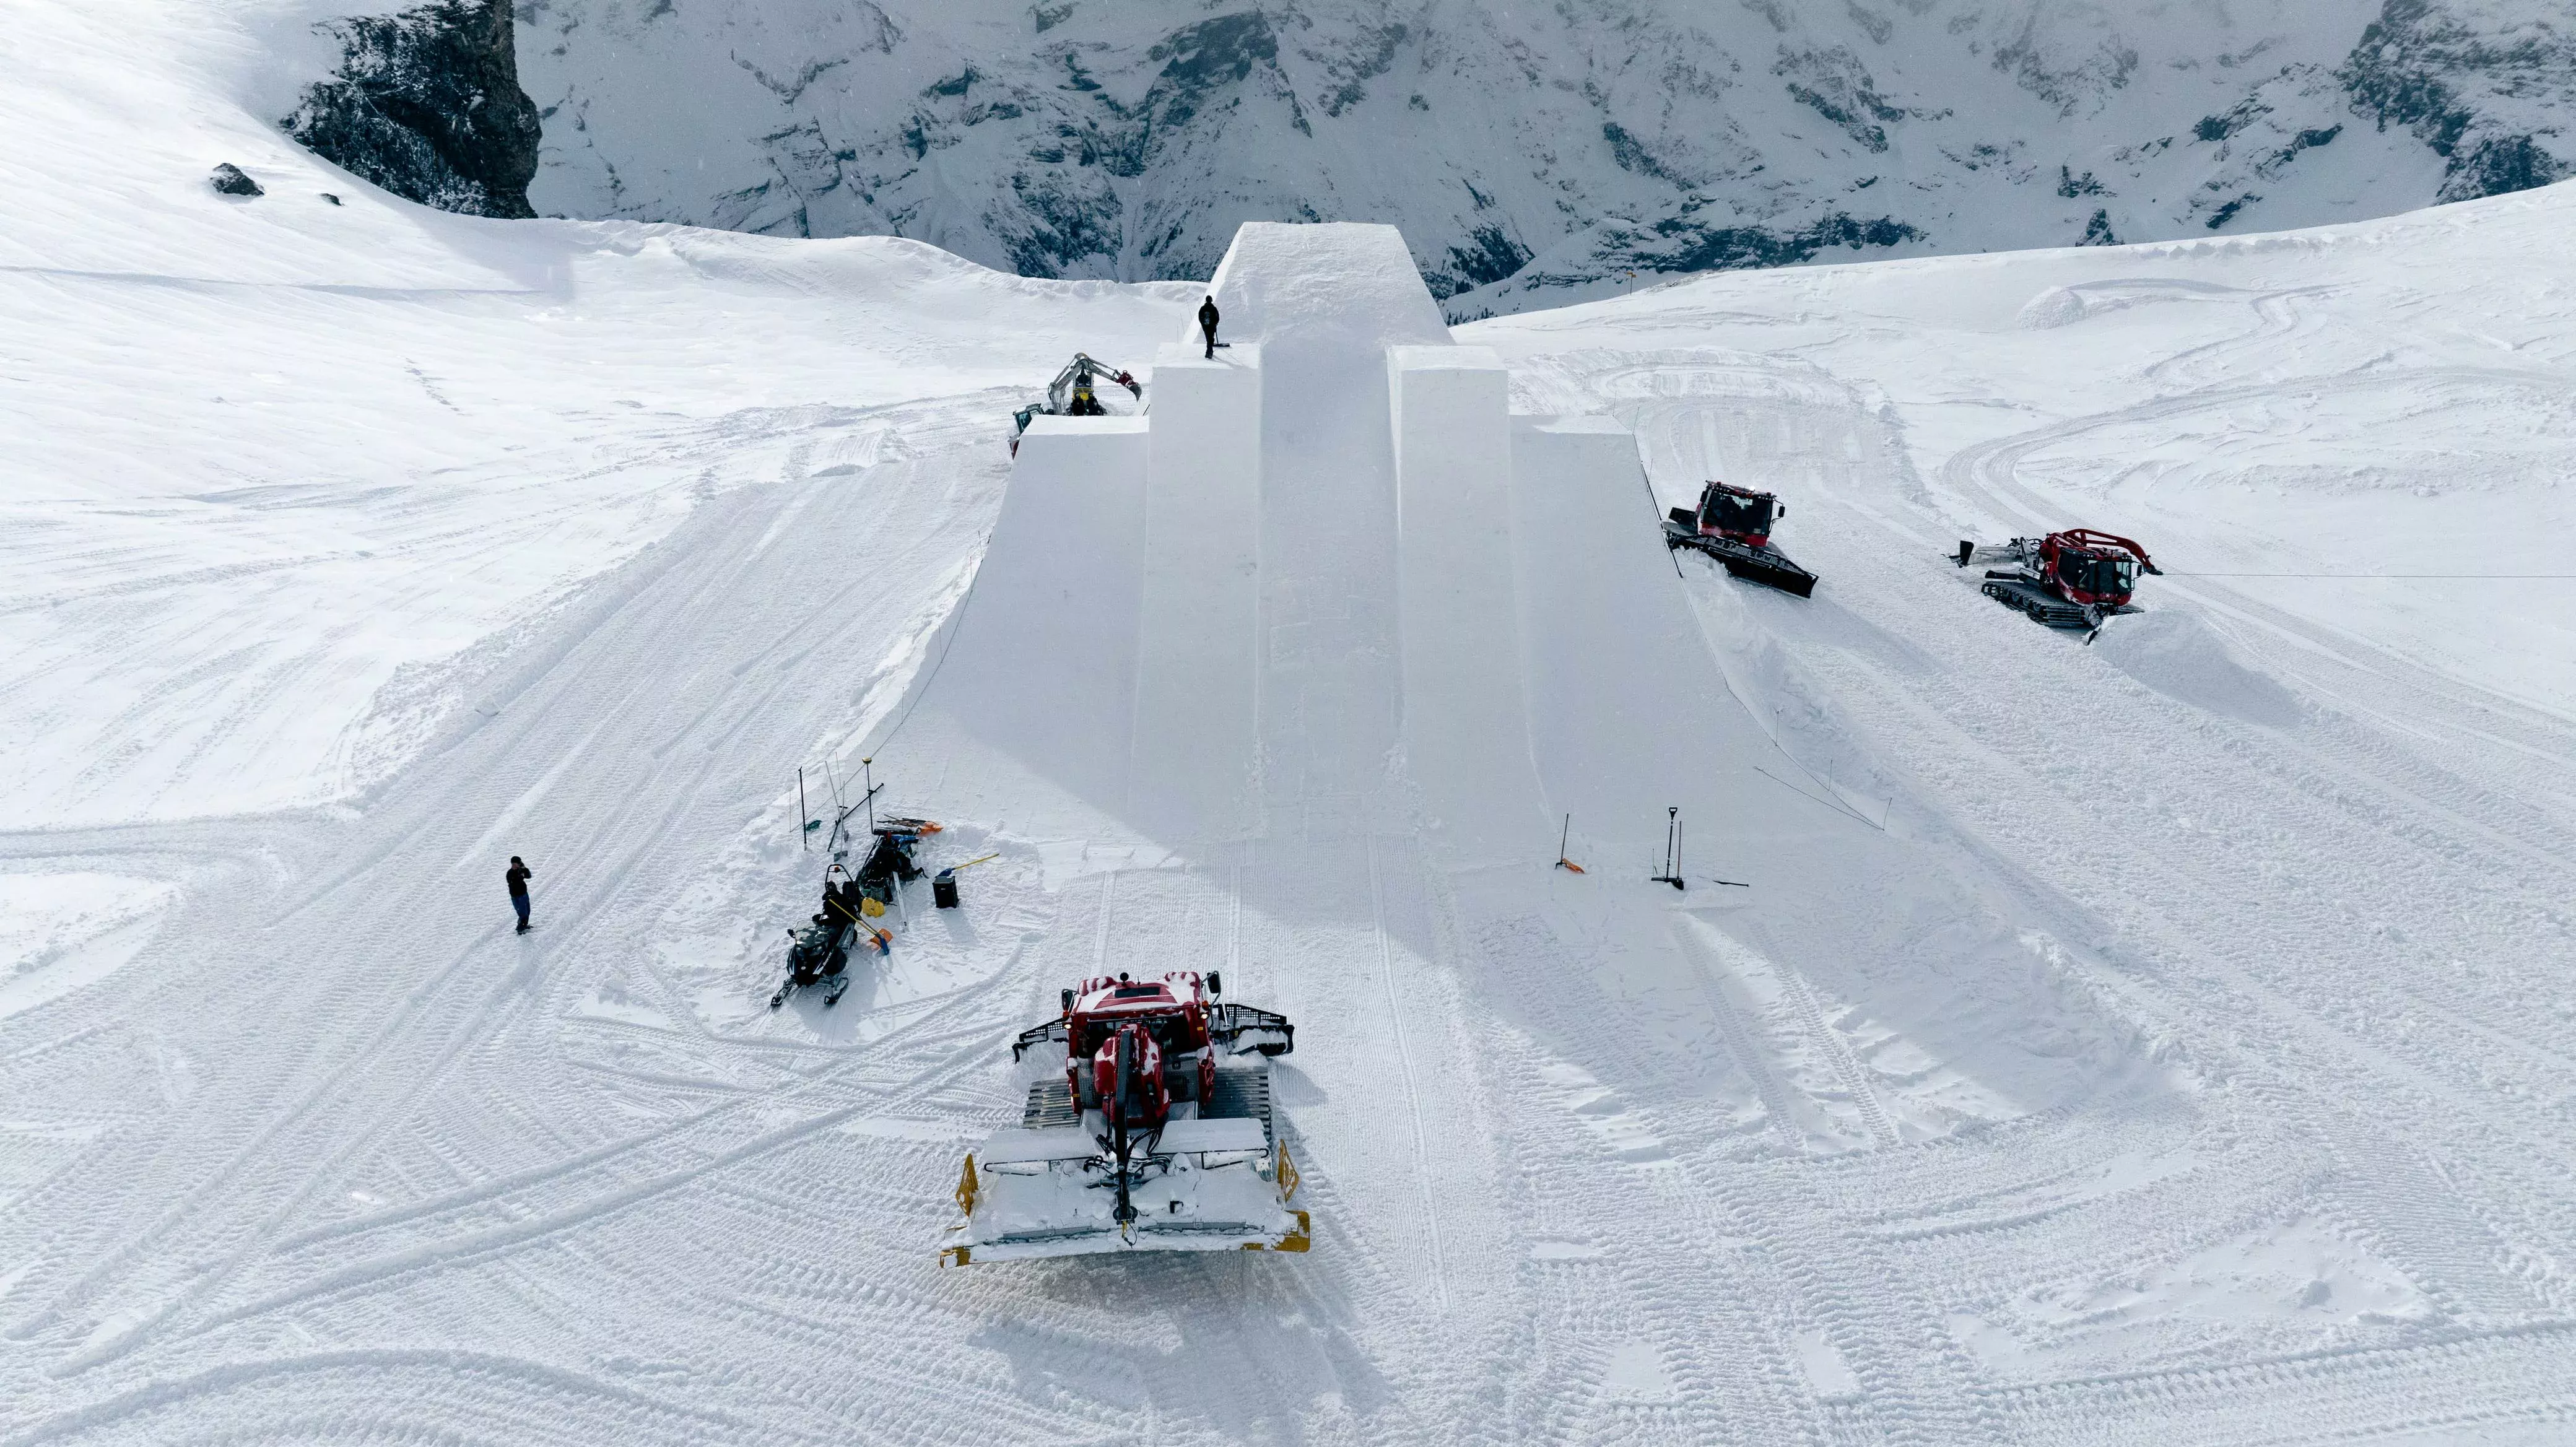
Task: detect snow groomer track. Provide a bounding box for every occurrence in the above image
[9,165,2576,1446]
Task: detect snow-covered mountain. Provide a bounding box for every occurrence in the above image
[495,0,2576,312]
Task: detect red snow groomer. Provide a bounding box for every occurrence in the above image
[939,970,1305,1264]
[1956,528,2162,636]
[1664,480,1817,597]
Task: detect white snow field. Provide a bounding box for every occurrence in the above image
[9,16,2576,1441]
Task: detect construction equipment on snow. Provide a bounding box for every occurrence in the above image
[770,864,864,1009]
[1664,480,1817,597]
[939,970,1305,1263]
[1009,353,1142,456]
[1956,528,2161,637]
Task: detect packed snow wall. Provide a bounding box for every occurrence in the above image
[872,222,1752,860]
[1390,344,1549,860]
[900,415,1151,833]
[1509,415,1758,848]
[1131,340,1263,841]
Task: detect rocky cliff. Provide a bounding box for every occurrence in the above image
[283,0,542,219]
[2341,0,2572,202]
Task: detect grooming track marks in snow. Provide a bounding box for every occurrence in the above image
[6,14,2576,1440]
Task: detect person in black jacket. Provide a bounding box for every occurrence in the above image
[507,856,533,933]
[1198,295,1220,358]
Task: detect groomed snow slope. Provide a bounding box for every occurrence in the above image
[0,2,1192,832]
[8,15,2576,1440]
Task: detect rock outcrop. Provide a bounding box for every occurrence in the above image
[282,0,541,219]
[2341,0,2571,201]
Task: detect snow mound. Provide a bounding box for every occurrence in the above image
[2017,286,2089,329]
[2096,608,2305,727]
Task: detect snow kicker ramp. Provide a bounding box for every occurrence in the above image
[874,222,1757,861]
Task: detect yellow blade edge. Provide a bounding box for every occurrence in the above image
[1243,1210,1313,1253]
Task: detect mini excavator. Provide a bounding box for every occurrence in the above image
[1009,353,1142,455]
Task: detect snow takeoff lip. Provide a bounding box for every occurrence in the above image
[940,970,1307,1264]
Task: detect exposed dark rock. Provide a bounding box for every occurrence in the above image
[281,0,541,219]
[2449,133,2555,196]
[1146,12,1277,134]
[1431,225,1533,298]
[1644,212,1920,272]
[1316,23,1406,118]
[1449,208,1922,315]
[1602,121,1679,181]
[1778,48,1905,154]
[2340,0,2569,202]
[2082,208,2118,245]
[210,163,264,197]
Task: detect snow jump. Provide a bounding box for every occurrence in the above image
[830,222,1772,1265]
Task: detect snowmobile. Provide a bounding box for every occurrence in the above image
[1664,480,1817,597]
[939,970,1307,1264]
[1956,528,2161,638]
[853,818,931,903]
[1009,353,1142,456]
[770,865,866,1009]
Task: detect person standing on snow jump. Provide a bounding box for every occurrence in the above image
[507,856,533,934]
[1198,295,1220,358]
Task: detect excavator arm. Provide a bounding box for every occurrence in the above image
[1011,353,1145,455]
[1043,353,1142,415]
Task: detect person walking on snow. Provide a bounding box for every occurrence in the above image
[1198,295,1220,358]
[507,856,533,934]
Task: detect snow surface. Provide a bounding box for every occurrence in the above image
[7,15,2576,1443]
